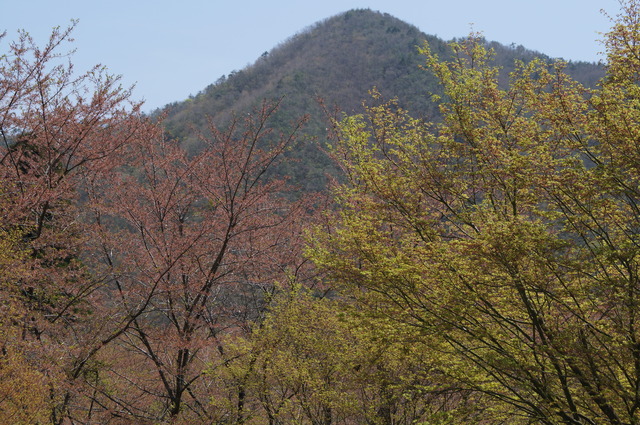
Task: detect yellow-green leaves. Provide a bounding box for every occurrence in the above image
[307,5,640,424]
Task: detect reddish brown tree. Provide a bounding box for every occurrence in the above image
[84,100,313,423]
[0,23,161,424]
[0,23,315,425]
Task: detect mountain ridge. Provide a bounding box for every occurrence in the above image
[161,9,604,191]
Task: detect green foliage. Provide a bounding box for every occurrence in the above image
[0,220,60,424]
[307,3,640,424]
[213,285,489,424]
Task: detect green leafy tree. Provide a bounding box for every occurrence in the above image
[309,2,640,424]
[215,284,487,425]
[0,227,57,425]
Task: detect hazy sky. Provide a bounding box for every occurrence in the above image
[4,0,621,111]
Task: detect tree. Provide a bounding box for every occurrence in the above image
[234,285,486,425]
[0,226,54,425]
[0,23,318,425]
[84,100,313,423]
[308,2,640,424]
[0,23,159,424]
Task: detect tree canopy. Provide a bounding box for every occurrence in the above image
[307,1,640,424]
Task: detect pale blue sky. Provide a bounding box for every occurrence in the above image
[4,0,621,111]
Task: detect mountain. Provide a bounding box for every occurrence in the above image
[160,9,604,192]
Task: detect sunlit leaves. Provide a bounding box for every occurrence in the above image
[307,3,640,424]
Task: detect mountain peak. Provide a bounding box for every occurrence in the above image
[162,10,604,191]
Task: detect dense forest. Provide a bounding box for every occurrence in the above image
[2,3,640,425]
[161,9,604,192]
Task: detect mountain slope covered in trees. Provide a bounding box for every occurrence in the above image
[161,9,604,191]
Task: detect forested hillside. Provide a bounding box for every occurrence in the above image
[162,9,604,191]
